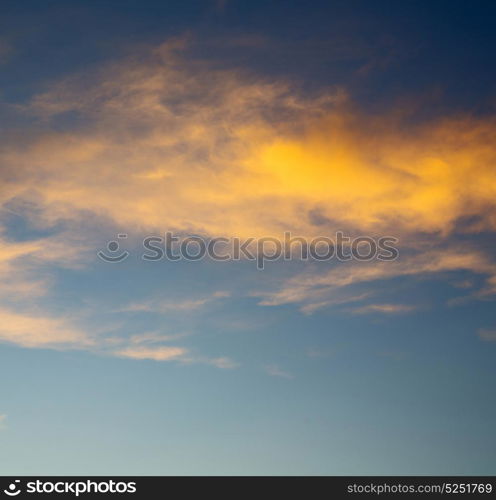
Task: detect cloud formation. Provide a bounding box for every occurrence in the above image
[2,39,494,241]
[257,247,496,312]
[0,38,495,358]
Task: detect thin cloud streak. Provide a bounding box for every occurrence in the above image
[348,304,417,315]
[256,248,496,312]
[265,364,294,379]
[113,346,187,361]
[478,329,496,342]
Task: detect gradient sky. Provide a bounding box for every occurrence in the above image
[1,0,496,475]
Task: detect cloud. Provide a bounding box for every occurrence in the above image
[0,37,495,361]
[478,329,496,342]
[128,331,190,344]
[205,357,239,369]
[0,241,48,301]
[0,237,235,366]
[265,364,294,379]
[0,230,103,355]
[0,414,6,429]
[121,291,231,314]
[0,308,93,349]
[1,39,493,244]
[306,347,334,359]
[257,248,496,312]
[347,303,416,315]
[0,226,97,306]
[298,292,371,315]
[113,346,188,361]
[1,40,494,316]
[0,307,238,369]
[112,345,238,368]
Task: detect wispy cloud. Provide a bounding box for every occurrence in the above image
[347,303,417,315]
[478,329,496,342]
[0,308,93,349]
[204,357,239,369]
[128,331,191,344]
[113,344,239,369]
[306,347,335,359]
[265,364,294,379]
[113,346,187,361]
[256,248,496,313]
[120,291,230,314]
[298,293,371,315]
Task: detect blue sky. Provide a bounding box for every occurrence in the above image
[0,0,495,475]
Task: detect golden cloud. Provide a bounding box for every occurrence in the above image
[0,39,495,332]
[0,40,492,242]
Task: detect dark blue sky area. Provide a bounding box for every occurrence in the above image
[1,0,495,114]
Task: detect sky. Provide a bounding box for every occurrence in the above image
[0,0,496,475]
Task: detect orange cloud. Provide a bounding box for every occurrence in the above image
[1,39,495,322]
[1,42,493,244]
